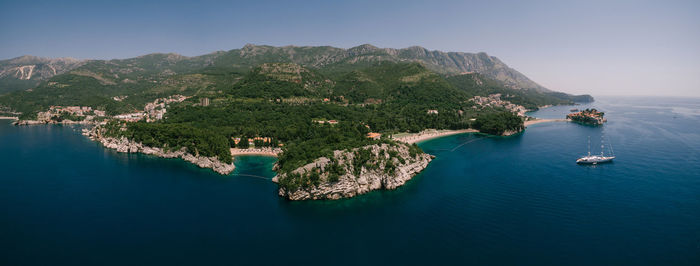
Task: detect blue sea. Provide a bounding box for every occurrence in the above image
[1,96,699,265]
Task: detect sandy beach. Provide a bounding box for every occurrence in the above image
[392,119,566,144]
[392,129,479,144]
[230,148,282,157]
[524,118,567,127]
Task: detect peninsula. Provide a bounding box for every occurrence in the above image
[0,44,593,200]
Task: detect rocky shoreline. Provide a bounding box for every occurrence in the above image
[500,130,521,136]
[273,143,432,200]
[83,127,235,175]
[35,123,436,201]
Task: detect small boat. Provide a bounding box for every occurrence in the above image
[570,108,579,112]
[577,136,615,164]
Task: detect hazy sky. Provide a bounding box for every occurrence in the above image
[1,0,698,97]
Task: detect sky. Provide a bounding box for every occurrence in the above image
[1,0,699,97]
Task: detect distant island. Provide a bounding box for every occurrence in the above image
[0,44,593,200]
[567,108,606,125]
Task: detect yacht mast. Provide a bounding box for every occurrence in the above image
[587,136,591,156]
[609,138,615,157]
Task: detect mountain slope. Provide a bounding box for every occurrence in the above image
[333,61,467,105]
[229,63,333,99]
[445,73,592,109]
[0,56,85,93]
[395,46,547,91]
[210,44,549,92]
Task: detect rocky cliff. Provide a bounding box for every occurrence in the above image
[85,126,235,175]
[272,143,432,200]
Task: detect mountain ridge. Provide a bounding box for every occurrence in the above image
[0,44,557,94]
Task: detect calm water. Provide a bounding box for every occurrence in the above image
[1,97,699,265]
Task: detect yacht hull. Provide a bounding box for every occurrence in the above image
[576,156,615,164]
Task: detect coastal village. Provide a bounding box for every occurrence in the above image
[20,105,106,125]
[114,94,189,122]
[14,95,189,125]
[469,93,529,117]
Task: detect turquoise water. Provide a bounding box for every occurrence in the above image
[1,97,699,265]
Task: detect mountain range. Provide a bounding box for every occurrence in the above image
[1,44,561,94]
[0,44,593,119]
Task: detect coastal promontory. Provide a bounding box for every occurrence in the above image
[85,122,236,175]
[272,142,430,200]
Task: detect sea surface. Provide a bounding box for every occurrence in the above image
[1,96,699,265]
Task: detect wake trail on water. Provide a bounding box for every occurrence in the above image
[231,173,271,180]
[428,137,486,152]
[450,137,485,152]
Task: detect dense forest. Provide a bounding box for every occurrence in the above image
[472,112,525,135]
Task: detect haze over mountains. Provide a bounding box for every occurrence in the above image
[0,44,555,94]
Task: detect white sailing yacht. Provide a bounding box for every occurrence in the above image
[577,136,615,164]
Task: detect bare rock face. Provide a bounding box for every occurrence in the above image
[87,129,235,175]
[501,130,522,136]
[273,143,432,200]
[0,56,84,79]
[0,56,86,93]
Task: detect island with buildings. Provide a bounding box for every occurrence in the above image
[567,108,606,125]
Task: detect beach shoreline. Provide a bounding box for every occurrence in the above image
[392,129,479,144]
[0,116,19,120]
[392,118,567,144]
[524,118,567,127]
[230,148,282,157]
